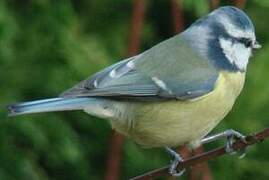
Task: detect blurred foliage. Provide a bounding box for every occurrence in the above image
[0,0,269,180]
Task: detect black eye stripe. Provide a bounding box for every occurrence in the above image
[236,37,252,47]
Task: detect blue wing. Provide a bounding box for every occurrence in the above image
[60,36,219,101]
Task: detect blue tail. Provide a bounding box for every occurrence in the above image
[7,97,93,116]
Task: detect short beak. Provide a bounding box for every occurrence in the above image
[252,41,262,49]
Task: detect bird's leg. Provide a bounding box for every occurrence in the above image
[165,147,186,177]
[201,129,247,157]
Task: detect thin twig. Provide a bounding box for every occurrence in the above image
[190,146,213,180]
[130,128,269,180]
[127,0,146,56]
[234,0,246,9]
[209,0,220,10]
[105,132,125,180]
[171,0,184,33]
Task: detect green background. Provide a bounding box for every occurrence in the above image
[0,0,269,179]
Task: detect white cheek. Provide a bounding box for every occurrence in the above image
[219,38,251,71]
[233,43,251,69]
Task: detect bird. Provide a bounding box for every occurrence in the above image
[7,6,261,176]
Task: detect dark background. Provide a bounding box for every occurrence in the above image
[0,0,269,179]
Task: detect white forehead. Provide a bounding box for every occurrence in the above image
[210,11,255,40]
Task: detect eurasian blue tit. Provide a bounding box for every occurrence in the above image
[8,6,261,176]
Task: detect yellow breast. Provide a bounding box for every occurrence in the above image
[110,71,246,148]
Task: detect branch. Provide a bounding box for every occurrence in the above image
[234,0,246,9]
[130,128,269,180]
[209,0,220,10]
[171,0,184,33]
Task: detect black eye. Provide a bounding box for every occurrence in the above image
[238,38,252,48]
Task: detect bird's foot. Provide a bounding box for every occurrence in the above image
[165,147,186,177]
[225,129,247,158]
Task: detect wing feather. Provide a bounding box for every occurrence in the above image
[60,36,219,101]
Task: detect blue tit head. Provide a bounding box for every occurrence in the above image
[182,6,261,72]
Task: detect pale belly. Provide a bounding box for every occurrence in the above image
[110,71,245,148]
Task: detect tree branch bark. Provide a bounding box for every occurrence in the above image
[171,0,184,33]
[209,0,220,10]
[130,128,269,180]
[234,0,246,9]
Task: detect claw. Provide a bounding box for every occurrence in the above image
[238,150,246,159]
[225,135,237,154]
[225,129,247,157]
[165,147,186,177]
[226,129,246,142]
[201,129,248,159]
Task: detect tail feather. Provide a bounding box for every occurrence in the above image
[7,97,93,116]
